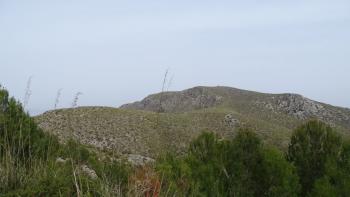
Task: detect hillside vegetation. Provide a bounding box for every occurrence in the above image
[37,86,350,159]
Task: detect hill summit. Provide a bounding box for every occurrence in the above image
[121,86,350,126]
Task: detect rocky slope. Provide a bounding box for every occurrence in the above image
[121,86,350,129]
[36,86,350,160]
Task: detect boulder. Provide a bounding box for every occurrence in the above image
[81,164,98,180]
[127,154,155,166]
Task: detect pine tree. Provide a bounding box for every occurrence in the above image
[287,120,342,196]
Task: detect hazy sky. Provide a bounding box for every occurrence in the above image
[1,0,350,115]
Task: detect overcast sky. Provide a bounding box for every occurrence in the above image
[1,0,349,115]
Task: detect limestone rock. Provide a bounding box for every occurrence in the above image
[224,114,240,127]
[56,157,68,164]
[127,154,155,166]
[81,164,98,180]
[274,94,328,119]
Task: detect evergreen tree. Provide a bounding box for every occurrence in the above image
[227,129,299,197]
[310,140,350,197]
[158,130,300,197]
[287,120,342,196]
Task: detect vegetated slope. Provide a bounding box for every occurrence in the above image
[36,86,350,159]
[36,107,239,158]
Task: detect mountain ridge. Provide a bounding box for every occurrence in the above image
[120,86,350,126]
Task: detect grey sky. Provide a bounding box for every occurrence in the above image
[1,0,349,115]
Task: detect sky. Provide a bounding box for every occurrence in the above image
[0,0,350,115]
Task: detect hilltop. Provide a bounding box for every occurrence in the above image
[121,86,350,127]
[36,86,350,159]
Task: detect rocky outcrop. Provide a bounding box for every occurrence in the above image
[273,94,329,119]
[224,114,240,127]
[120,87,223,113]
[255,94,350,127]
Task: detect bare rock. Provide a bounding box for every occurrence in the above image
[274,94,329,119]
[224,114,240,127]
[127,154,155,166]
[81,164,98,180]
[56,157,68,164]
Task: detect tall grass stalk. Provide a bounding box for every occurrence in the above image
[23,76,33,109]
[72,92,83,108]
[54,88,62,109]
[158,69,169,113]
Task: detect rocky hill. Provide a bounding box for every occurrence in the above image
[36,86,350,160]
[121,86,350,129]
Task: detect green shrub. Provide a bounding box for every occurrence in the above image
[0,89,61,164]
[0,86,130,196]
